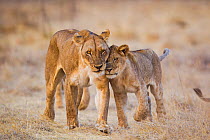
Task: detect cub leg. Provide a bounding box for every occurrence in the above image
[114,92,128,128]
[146,85,153,121]
[133,85,150,122]
[147,95,153,121]
[150,83,166,119]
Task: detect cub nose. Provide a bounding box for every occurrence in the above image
[94,64,103,69]
[106,68,112,72]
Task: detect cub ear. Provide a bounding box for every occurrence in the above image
[109,45,117,49]
[118,45,129,56]
[73,33,84,44]
[100,29,110,41]
[73,29,90,44]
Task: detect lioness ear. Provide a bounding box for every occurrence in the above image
[100,29,110,41]
[78,29,90,39]
[118,45,129,56]
[73,29,90,44]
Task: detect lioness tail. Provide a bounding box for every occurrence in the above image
[159,48,170,61]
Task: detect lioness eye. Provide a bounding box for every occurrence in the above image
[86,51,91,55]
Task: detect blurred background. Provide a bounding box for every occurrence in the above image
[0,0,210,139]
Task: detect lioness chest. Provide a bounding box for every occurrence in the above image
[68,66,95,87]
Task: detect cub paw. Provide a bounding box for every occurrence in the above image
[133,112,147,122]
[95,123,112,134]
[116,125,129,130]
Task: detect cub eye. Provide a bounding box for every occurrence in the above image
[102,50,106,55]
[113,58,118,62]
[86,51,91,55]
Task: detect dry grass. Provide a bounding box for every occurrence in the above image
[0,0,210,139]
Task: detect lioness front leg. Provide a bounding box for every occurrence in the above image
[55,82,64,108]
[114,92,128,129]
[94,76,111,133]
[134,86,150,122]
[64,78,79,129]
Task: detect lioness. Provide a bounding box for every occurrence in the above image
[105,44,169,128]
[193,88,210,102]
[42,29,111,133]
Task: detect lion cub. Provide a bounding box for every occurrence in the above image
[105,45,169,128]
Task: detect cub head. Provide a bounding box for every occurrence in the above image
[105,44,129,79]
[73,29,110,74]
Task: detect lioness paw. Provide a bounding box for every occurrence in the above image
[64,123,79,130]
[41,109,55,121]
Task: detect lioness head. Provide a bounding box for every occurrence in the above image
[73,29,110,74]
[105,44,129,79]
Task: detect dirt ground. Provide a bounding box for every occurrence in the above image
[0,0,210,139]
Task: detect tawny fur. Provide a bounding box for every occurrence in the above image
[42,29,111,133]
[193,88,210,102]
[105,45,168,128]
[55,80,90,110]
[55,82,64,108]
[78,87,90,110]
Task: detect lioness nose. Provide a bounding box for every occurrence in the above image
[106,68,112,72]
[94,64,103,69]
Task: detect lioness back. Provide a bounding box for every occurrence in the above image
[50,29,79,48]
[45,29,79,81]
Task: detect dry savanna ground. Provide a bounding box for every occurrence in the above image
[0,0,210,139]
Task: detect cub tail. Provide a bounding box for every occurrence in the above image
[159,48,170,61]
